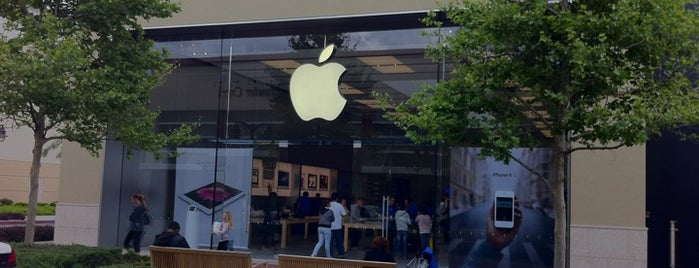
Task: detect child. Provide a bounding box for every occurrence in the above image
[415,208,432,252]
[214,211,234,250]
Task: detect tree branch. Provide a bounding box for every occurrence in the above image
[26,102,39,132]
[45,135,67,142]
[567,143,624,153]
[512,94,553,130]
[505,150,552,192]
[44,120,59,131]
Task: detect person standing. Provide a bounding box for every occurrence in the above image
[406,198,419,222]
[349,198,367,248]
[340,197,350,213]
[394,204,411,259]
[329,192,347,257]
[439,193,450,244]
[214,211,234,250]
[311,193,323,215]
[311,200,334,257]
[415,208,432,252]
[261,183,280,250]
[123,193,147,253]
[295,191,312,218]
[387,197,398,249]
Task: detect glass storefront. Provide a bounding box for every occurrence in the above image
[96,12,557,267]
[98,12,452,254]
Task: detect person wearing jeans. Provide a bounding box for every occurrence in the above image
[329,192,347,257]
[415,208,432,252]
[123,193,147,253]
[311,200,334,257]
[394,204,411,259]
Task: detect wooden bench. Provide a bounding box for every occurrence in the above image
[278,254,396,268]
[150,246,267,268]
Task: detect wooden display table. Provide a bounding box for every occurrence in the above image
[343,221,384,250]
[280,216,319,249]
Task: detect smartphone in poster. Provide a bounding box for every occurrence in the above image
[494,191,515,229]
[174,148,253,250]
[449,147,555,268]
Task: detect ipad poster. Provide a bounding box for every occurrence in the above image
[174,148,253,250]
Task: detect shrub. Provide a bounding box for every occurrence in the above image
[0,226,53,242]
[0,204,55,215]
[102,265,151,268]
[0,206,26,215]
[0,198,13,205]
[0,212,25,220]
[36,205,55,215]
[12,244,150,268]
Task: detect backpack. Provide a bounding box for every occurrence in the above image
[142,210,152,226]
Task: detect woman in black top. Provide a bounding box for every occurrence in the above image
[123,193,147,253]
[311,200,334,257]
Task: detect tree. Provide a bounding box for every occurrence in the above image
[385,0,699,267]
[0,1,197,243]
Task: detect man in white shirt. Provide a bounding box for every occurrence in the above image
[329,192,347,257]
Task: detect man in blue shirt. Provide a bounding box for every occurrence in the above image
[406,198,419,221]
[295,191,312,218]
[387,197,398,249]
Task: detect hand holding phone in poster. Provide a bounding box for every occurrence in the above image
[488,194,522,251]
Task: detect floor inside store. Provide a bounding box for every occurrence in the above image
[242,230,450,267]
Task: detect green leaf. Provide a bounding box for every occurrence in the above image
[318,44,335,63]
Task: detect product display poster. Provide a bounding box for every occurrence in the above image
[175,148,252,249]
[449,147,555,268]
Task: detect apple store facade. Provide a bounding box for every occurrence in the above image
[92,12,556,267]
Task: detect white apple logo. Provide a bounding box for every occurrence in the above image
[289,44,347,121]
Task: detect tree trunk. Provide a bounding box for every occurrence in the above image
[24,134,45,243]
[552,134,568,268]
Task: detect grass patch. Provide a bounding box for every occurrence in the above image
[12,243,150,268]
